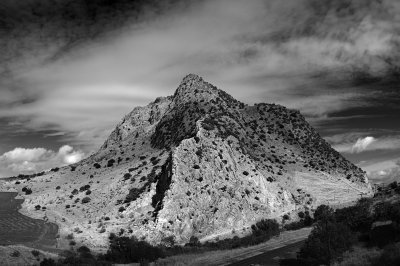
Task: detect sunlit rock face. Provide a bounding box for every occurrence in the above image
[2,74,372,248]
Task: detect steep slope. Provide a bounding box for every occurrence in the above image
[1,74,372,249]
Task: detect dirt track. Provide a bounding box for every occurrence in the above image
[215,227,312,266]
[155,227,312,266]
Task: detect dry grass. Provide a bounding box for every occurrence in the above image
[294,171,372,207]
[0,245,58,266]
[332,246,381,266]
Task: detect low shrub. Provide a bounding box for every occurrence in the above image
[123,173,132,180]
[31,250,41,257]
[81,197,91,204]
[107,159,115,167]
[102,234,165,263]
[10,250,20,257]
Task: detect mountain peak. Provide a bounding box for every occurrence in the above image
[173,73,207,99]
[7,74,373,248]
[182,73,203,83]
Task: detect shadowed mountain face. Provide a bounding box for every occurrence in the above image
[1,74,372,247]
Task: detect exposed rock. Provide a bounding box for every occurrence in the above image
[1,74,372,249]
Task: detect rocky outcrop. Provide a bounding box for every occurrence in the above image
[2,74,372,248]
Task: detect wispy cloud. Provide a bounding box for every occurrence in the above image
[362,158,400,184]
[1,0,400,155]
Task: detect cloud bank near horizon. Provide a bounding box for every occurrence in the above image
[0,145,84,177]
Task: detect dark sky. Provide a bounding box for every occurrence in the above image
[0,0,400,182]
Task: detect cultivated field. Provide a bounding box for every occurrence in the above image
[0,192,58,249]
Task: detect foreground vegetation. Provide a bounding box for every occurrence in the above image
[281,181,400,266]
[38,218,288,265]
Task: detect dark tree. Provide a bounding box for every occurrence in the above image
[298,217,354,265]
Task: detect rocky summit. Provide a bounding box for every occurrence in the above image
[1,74,372,249]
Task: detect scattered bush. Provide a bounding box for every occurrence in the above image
[31,250,41,257]
[389,181,398,190]
[79,185,90,192]
[102,234,164,263]
[161,236,176,247]
[284,214,313,231]
[40,258,57,266]
[188,236,200,247]
[81,197,91,204]
[251,219,280,237]
[10,250,20,257]
[314,204,334,222]
[125,188,143,203]
[77,245,91,254]
[107,159,115,167]
[123,173,132,180]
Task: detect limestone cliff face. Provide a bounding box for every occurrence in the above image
[4,74,372,248]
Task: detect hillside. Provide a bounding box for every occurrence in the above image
[0,74,372,250]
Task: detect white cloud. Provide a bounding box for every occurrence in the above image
[0,145,84,177]
[1,147,52,162]
[332,135,400,154]
[352,136,376,153]
[58,145,85,164]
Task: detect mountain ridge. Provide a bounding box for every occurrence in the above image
[1,74,372,249]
